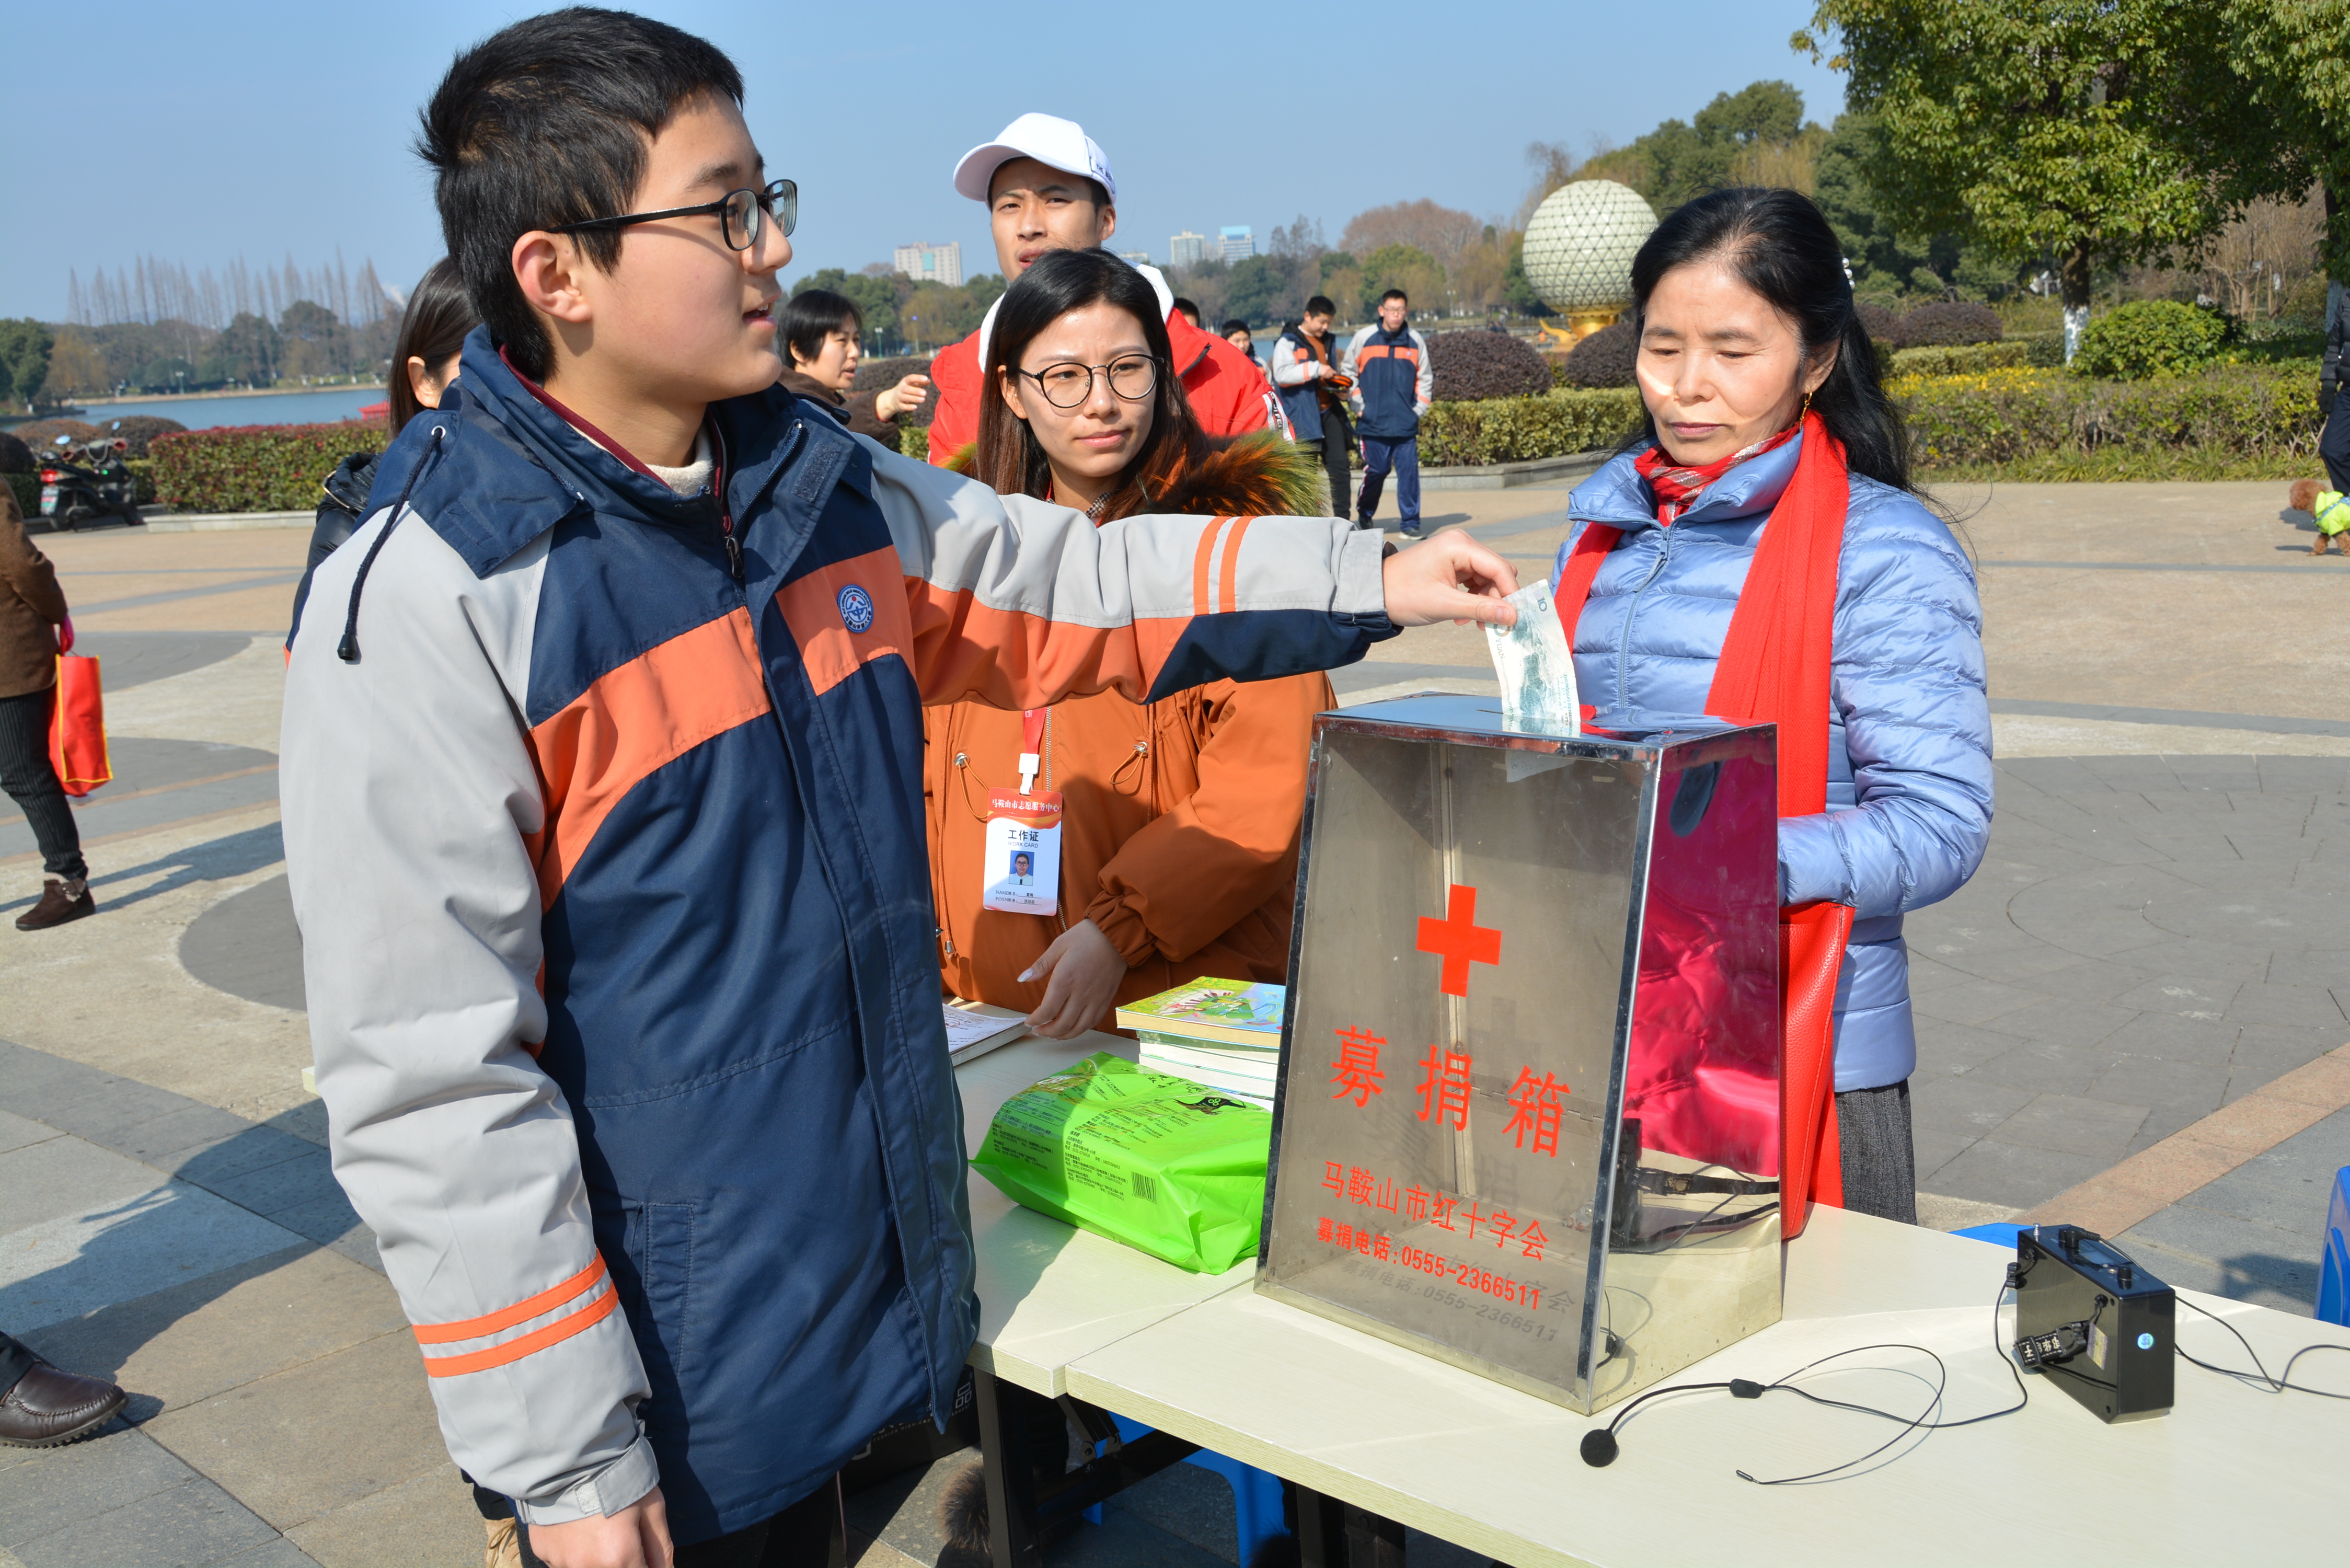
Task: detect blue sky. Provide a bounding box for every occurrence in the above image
[1,0,1848,321]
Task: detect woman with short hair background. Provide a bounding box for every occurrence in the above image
[776,288,927,444]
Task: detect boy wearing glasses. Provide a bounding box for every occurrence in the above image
[279,10,1517,1567]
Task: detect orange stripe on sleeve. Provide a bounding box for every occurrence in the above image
[907,583,1164,710]
[1217,516,1255,614]
[412,1254,608,1345]
[420,1284,620,1377]
[525,610,773,910]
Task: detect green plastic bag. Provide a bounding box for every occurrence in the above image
[971,1053,1272,1274]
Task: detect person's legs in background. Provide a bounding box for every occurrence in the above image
[1320,408,1364,531]
[1356,436,1396,531]
[1833,1082,1918,1224]
[1390,435,1421,534]
[2322,388,2350,494]
[0,685,93,931]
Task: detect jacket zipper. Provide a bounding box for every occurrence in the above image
[1616,525,1674,704]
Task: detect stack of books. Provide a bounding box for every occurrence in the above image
[1116,979,1286,1109]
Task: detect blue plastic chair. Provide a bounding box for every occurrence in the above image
[1952,1222,2030,1249]
[1085,1414,1288,1564]
[2320,1167,2349,1327]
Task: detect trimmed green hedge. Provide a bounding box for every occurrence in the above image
[1419,388,1643,467]
[1893,363,2320,477]
[148,422,391,513]
[1889,341,2030,377]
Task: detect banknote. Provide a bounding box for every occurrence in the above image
[1484,580,1580,737]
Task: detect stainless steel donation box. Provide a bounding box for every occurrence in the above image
[1259,694,1783,1414]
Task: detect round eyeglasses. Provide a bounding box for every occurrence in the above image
[1018,354,1159,409]
[549,178,797,252]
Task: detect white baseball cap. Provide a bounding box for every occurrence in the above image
[952,113,1116,205]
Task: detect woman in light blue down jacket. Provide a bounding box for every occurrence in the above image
[1554,188,1992,1223]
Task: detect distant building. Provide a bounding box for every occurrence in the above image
[893,241,963,288]
[1119,250,1154,267]
[1219,226,1254,263]
[1170,230,1209,269]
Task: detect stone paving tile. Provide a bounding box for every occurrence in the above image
[163,1125,323,1189]
[1920,1139,2112,1210]
[142,1330,451,1532]
[1969,994,2138,1050]
[1911,1127,1978,1187]
[1961,1042,2125,1097]
[0,1180,307,1335]
[2095,1010,2241,1065]
[1903,977,2046,1027]
[2222,981,2347,1028]
[1909,1075,2036,1138]
[192,1149,341,1220]
[2005,958,2167,1003]
[280,1463,479,1568]
[2086,1057,2230,1123]
[0,1109,59,1156]
[0,1423,193,1548]
[1911,1019,2028,1078]
[0,1133,165,1230]
[20,1244,407,1417]
[95,1101,265,1166]
[1986,1093,2148,1159]
[11,1478,282,1568]
[2115,1202,2321,1313]
[2110,974,2240,1017]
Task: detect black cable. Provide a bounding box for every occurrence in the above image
[2172,1296,2350,1399]
[1581,1273,2032,1481]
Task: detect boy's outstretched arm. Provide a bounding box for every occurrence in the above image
[281,518,658,1532]
[865,444,1516,710]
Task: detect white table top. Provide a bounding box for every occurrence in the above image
[1059,1205,2348,1568]
[951,1006,1255,1395]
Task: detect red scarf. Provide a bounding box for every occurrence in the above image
[1555,411,1854,1236]
[1632,425,1800,525]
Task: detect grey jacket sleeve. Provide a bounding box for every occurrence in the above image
[1778,491,1994,917]
[280,510,657,1527]
[1270,336,1320,388]
[1410,328,1434,414]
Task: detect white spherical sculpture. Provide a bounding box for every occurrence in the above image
[1522,180,1657,335]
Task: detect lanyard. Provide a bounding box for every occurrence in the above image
[1019,708,1046,794]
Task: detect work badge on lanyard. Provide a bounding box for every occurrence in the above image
[983,709,1063,916]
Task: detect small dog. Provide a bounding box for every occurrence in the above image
[2290,478,2350,555]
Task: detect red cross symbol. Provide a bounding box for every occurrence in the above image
[1416,883,1501,997]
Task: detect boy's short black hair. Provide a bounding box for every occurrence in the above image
[1219,319,1250,338]
[1171,297,1201,325]
[419,7,745,380]
[1304,295,1337,318]
[781,289,861,368]
[1379,287,1410,307]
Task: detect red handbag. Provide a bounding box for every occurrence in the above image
[48,654,111,798]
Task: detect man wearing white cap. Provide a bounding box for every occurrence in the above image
[925,112,1271,465]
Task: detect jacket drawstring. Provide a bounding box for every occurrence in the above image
[338,426,444,663]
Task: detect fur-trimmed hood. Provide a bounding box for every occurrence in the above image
[942,428,1332,520]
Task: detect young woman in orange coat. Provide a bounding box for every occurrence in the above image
[926,249,1335,1038]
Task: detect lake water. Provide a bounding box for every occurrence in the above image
[18,387,385,431]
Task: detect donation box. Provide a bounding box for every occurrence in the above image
[1259,695,1783,1414]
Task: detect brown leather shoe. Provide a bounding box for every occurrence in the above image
[0,1359,128,1447]
[15,877,95,931]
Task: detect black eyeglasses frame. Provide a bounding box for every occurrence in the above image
[547,178,797,252]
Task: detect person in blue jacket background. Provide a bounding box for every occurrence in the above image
[1553,187,1992,1222]
[1344,288,1433,534]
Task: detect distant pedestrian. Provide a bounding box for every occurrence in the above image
[1220,319,1293,439]
[777,288,929,443]
[2322,289,2347,495]
[1272,296,1357,522]
[1220,319,1256,362]
[1344,288,1432,535]
[0,482,91,930]
[289,259,478,642]
[0,1330,125,1445]
[1172,297,1203,331]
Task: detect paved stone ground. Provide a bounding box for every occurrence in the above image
[5,482,2348,1566]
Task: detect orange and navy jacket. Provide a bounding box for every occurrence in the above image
[278,329,1394,1541]
[1342,321,1434,441]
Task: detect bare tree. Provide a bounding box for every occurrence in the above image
[1339,199,1483,269]
[2197,188,2325,320]
[1270,214,1327,259]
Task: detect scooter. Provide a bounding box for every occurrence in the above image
[36,432,140,530]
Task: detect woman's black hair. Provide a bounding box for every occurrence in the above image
[975,248,1202,510]
[389,258,479,431]
[780,289,861,370]
[1628,187,1911,492]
